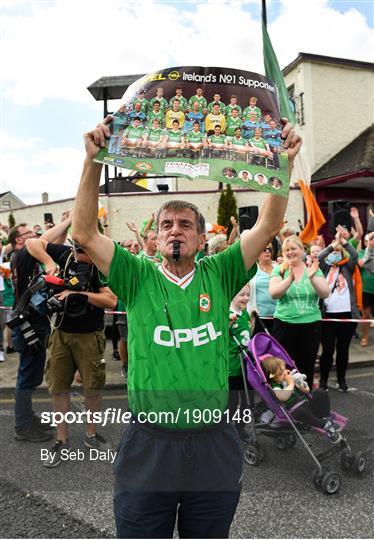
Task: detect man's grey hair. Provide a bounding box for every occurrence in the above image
[155,200,205,234]
[207,234,227,255]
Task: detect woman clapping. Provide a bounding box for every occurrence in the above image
[269,235,330,389]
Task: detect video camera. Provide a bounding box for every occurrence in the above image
[7,260,92,351]
[8,262,91,329]
[44,262,90,318]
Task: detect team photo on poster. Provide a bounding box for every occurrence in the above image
[95,66,289,195]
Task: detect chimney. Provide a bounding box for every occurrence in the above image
[42,192,49,203]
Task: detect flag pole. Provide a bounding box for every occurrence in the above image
[262,0,267,29]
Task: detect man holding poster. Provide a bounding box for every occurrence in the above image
[73,110,301,537]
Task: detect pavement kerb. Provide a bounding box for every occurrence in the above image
[0,361,373,395]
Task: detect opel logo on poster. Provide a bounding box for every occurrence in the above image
[168,71,180,81]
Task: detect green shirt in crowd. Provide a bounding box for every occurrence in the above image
[270,379,305,408]
[271,266,324,324]
[228,309,250,377]
[359,248,374,294]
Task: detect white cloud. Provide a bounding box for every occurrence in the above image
[1,0,372,106]
[0,131,85,204]
[271,0,374,65]
[0,131,43,150]
[1,0,373,203]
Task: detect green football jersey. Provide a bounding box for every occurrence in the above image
[149,96,169,111]
[166,129,183,143]
[226,117,242,137]
[145,127,163,143]
[124,125,144,140]
[208,134,226,145]
[186,131,205,144]
[228,309,251,377]
[169,95,188,111]
[243,105,261,121]
[208,100,226,114]
[231,136,247,147]
[188,95,207,112]
[226,104,242,116]
[146,111,165,128]
[137,250,162,262]
[249,137,267,150]
[107,241,256,428]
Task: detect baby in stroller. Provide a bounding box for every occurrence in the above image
[262,356,342,444]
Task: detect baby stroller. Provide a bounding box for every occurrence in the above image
[234,315,367,495]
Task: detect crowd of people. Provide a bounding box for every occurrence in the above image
[107,86,283,167]
[0,114,373,538]
[1,206,372,419]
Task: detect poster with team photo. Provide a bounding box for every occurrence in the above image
[94,66,289,196]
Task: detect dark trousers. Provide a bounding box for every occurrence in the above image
[251,316,274,337]
[292,389,331,429]
[228,376,248,430]
[12,325,49,429]
[272,319,321,389]
[114,489,240,539]
[113,420,242,538]
[112,314,119,350]
[319,312,356,384]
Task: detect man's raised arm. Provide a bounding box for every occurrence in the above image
[72,117,115,277]
[240,120,302,270]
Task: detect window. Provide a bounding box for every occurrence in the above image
[299,92,305,126]
[287,85,305,126]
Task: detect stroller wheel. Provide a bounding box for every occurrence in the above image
[352,451,367,474]
[273,435,290,451]
[340,450,353,471]
[244,445,261,466]
[312,467,328,488]
[321,471,341,495]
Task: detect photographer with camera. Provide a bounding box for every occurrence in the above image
[8,215,73,442]
[25,234,117,467]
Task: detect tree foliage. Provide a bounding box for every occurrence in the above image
[217,184,238,237]
[8,212,16,229]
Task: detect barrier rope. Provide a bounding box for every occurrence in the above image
[1,305,373,323]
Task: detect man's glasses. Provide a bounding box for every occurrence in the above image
[264,247,273,253]
[74,247,85,254]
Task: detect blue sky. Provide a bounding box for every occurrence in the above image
[1,0,373,205]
